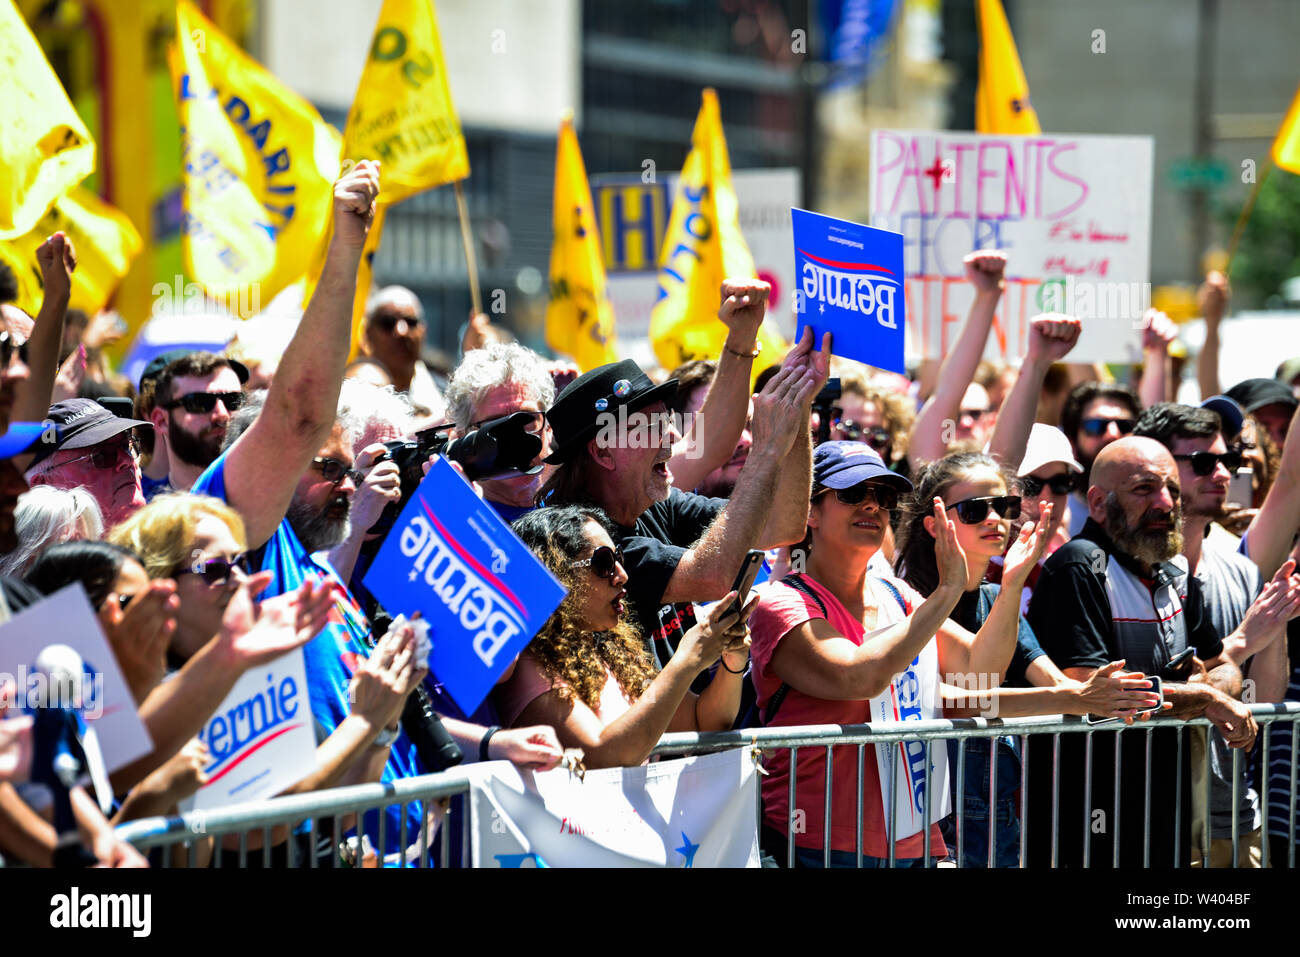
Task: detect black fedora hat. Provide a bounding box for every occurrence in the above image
[544,360,678,465]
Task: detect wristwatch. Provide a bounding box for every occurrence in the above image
[373,724,400,748]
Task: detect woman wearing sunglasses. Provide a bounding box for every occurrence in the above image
[495,505,753,769]
[893,451,1161,867]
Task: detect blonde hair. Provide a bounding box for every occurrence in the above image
[108,493,248,580]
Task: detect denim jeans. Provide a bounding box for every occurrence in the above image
[945,737,1022,868]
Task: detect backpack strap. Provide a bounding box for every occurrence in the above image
[875,576,909,614]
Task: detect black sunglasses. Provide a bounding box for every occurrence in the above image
[1173,450,1243,477]
[178,553,249,586]
[835,420,891,450]
[164,391,244,414]
[946,494,1022,525]
[1019,473,1078,496]
[1080,417,1135,438]
[0,331,29,369]
[821,481,900,511]
[312,456,364,486]
[371,312,423,333]
[572,544,624,582]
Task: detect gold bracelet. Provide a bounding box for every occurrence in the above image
[723,340,762,360]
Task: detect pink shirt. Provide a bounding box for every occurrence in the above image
[749,573,947,859]
[494,650,633,729]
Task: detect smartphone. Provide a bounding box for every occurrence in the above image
[1086,675,1164,724]
[723,549,765,618]
[1227,467,1253,509]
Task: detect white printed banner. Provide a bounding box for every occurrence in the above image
[469,748,759,868]
[869,129,1153,363]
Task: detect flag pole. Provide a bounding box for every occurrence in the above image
[1225,161,1271,276]
[453,180,484,316]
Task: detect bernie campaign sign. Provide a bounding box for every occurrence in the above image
[793,207,905,374]
[363,457,567,715]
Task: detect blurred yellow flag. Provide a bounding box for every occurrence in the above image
[545,117,618,372]
[649,89,785,374]
[171,0,341,316]
[975,0,1041,135]
[0,186,142,315]
[0,0,95,239]
[1272,81,1300,174]
[344,0,470,203]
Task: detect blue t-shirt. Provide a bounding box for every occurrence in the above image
[490,499,534,525]
[141,474,172,501]
[194,449,426,862]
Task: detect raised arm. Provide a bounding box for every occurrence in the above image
[1243,401,1300,579]
[909,250,1005,465]
[221,162,380,547]
[1136,308,1177,408]
[1196,271,1228,400]
[12,234,75,433]
[986,313,1081,469]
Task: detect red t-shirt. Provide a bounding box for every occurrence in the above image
[749,573,947,858]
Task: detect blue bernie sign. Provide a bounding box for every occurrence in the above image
[363,457,567,715]
[793,207,906,374]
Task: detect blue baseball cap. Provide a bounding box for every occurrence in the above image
[1200,395,1244,440]
[813,441,913,494]
[0,422,48,459]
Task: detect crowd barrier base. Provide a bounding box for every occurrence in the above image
[102,704,1300,869]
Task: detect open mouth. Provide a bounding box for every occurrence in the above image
[653,461,671,479]
[611,589,626,615]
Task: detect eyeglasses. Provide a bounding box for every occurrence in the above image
[0,331,29,369]
[470,410,546,434]
[177,553,248,586]
[1019,473,1078,496]
[163,391,244,414]
[50,435,140,471]
[820,481,900,511]
[312,457,364,486]
[1080,417,1136,438]
[946,494,1022,524]
[571,544,624,583]
[1173,450,1243,477]
[371,312,423,333]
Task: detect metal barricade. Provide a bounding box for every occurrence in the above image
[113,768,475,868]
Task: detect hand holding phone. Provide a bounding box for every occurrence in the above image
[724,550,765,619]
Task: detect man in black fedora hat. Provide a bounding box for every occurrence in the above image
[538,324,830,669]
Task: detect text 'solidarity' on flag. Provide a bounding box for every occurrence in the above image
[649,88,786,379]
[0,186,142,316]
[171,0,341,317]
[974,0,1041,136]
[0,0,96,240]
[545,115,619,372]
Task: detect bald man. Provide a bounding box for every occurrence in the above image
[1023,436,1257,868]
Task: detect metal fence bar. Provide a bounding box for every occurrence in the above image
[1261,731,1270,870]
[922,740,932,868]
[887,744,898,868]
[1231,748,1242,869]
[855,744,864,869]
[1082,731,1093,868]
[1019,734,1029,869]
[987,738,997,869]
[955,737,965,868]
[1203,734,1213,867]
[1174,725,1183,868]
[1051,733,1060,869]
[1113,728,1122,869]
[1290,725,1297,869]
[787,747,797,869]
[1143,728,1153,869]
[823,745,833,868]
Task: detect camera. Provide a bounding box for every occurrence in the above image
[812,377,842,446]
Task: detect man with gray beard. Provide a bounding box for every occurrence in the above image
[1025,436,1257,867]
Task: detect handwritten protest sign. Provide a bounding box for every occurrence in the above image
[363,457,567,715]
[184,650,316,812]
[869,130,1153,363]
[793,207,905,374]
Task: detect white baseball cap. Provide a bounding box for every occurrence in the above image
[1018,423,1083,477]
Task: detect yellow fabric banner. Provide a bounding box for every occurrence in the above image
[171,0,341,316]
[975,0,1041,135]
[1272,81,1300,174]
[648,89,785,373]
[545,117,618,372]
[0,0,96,239]
[0,186,142,315]
[343,0,470,204]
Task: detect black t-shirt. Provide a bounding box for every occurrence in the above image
[951,583,1045,688]
[610,488,726,670]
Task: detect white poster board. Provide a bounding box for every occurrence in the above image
[869,130,1153,363]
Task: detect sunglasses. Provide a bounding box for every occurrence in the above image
[97,592,135,614]
[835,419,891,450]
[820,481,900,511]
[163,391,244,414]
[0,331,29,369]
[312,456,364,486]
[52,434,140,471]
[371,312,424,333]
[946,494,1022,524]
[1019,473,1078,496]
[571,544,625,583]
[178,553,248,586]
[1173,450,1243,477]
[1080,417,1136,438]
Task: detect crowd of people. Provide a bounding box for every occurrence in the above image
[0,161,1298,868]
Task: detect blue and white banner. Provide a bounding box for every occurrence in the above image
[793,207,906,374]
[363,457,567,716]
[469,748,759,868]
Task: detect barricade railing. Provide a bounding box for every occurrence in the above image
[105,704,1300,868]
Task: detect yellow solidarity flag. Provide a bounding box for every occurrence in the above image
[0,186,142,315]
[0,0,95,239]
[171,0,341,315]
[975,0,1041,135]
[545,117,618,372]
[1272,81,1300,174]
[649,89,785,374]
[343,0,470,204]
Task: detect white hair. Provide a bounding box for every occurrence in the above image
[445,342,556,432]
[365,286,424,324]
[336,378,417,452]
[0,486,104,577]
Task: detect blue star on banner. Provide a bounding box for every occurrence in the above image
[675,831,700,868]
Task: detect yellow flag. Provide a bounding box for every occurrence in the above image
[545,117,618,372]
[343,0,470,204]
[1272,81,1300,174]
[975,0,1041,135]
[0,186,142,315]
[171,0,341,316]
[649,89,785,374]
[0,0,95,239]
